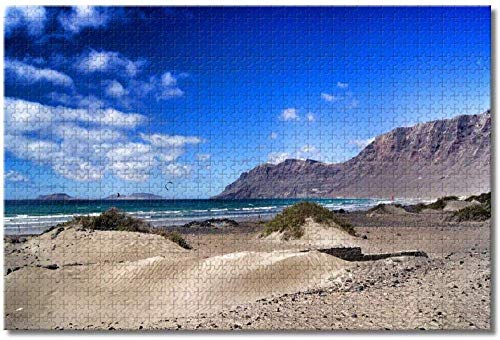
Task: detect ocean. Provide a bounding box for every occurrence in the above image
[3,198,401,235]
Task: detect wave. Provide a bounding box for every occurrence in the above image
[3,198,404,235]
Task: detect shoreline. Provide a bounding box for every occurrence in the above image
[3,197,437,236]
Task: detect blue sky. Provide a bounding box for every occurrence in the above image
[4,6,490,199]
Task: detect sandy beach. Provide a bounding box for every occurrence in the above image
[4,207,490,331]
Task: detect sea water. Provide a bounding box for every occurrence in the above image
[3,198,402,235]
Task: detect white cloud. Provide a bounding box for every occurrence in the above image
[54,123,124,143]
[268,152,289,164]
[163,163,192,178]
[4,98,202,182]
[300,145,317,153]
[141,133,202,163]
[306,112,315,122]
[5,170,29,182]
[350,138,375,149]
[104,80,127,98]
[54,157,105,181]
[196,153,211,162]
[46,92,107,110]
[280,108,299,121]
[157,72,184,99]
[337,82,348,89]
[269,132,278,140]
[128,79,155,98]
[321,93,336,102]
[140,133,202,148]
[159,88,184,99]
[297,145,321,160]
[5,98,145,131]
[106,143,155,182]
[76,49,144,77]
[4,134,61,164]
[58,6,110,34]
[123,74,184,101]
[161,72,177,87]
[5,6,47,37]
[5,59,74,87]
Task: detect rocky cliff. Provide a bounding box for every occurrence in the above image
[214,111,491,199]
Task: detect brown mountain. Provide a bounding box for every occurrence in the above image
[214,111,491,199]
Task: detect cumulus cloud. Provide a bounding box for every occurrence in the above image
[58,6,110,34]
[76,49,145,77]
[4,97,145,131]
[268,152,289,164]
[350,138,375,149]
[5,170,29,182]
[5,6,47,37]
[297,145,321,160]
[161,72,177,87]
[104,80,127,98]
[54,123,124,143]
[54,157,105,181]
[5,59,74,87]
[156,72,184,100]
[4,133,61,165]
[269,132,278,140]
[4,98,202,182]
[140,133,202,148]
[321,92,336,102]
[159,88,184,99]
[106,143,155,181]
[337,82,348,89]
[140,133,202,163]
[46,92,107,109]
[196,153,211,162]
[163,163,192,178]
[280,108,299,121]
[117,73,184,102]
[306,112,315,122]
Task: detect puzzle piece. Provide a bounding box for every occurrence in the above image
[3,6,491,331]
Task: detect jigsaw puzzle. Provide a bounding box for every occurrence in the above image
[3,6,491,330]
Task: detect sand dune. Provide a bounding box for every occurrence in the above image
[5,213,489,330]
[5,226,351,329]
[264,217,359,249]
[5,226,189,271]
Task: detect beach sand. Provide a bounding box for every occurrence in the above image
[4,212,490,330]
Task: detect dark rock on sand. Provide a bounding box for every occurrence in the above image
[181,218,239,228]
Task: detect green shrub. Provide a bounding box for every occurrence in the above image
[402,202,427,213]
[367,203,404,213]
[164,231,192,249]
[425,195,459,210]
[401,192,491,214]
[450,203,491,222]
[262,201,356,239]
[73,208,191,249]
[77,207,151,232]
[465,192,491,204]
[402,195,459,213]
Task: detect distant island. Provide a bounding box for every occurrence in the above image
[37,193,78,200]
[36,193,164,200]
[104,193,165,200]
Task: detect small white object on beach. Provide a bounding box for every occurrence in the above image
[16,307,23,312]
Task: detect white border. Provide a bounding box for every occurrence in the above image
[0,1,496,338]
